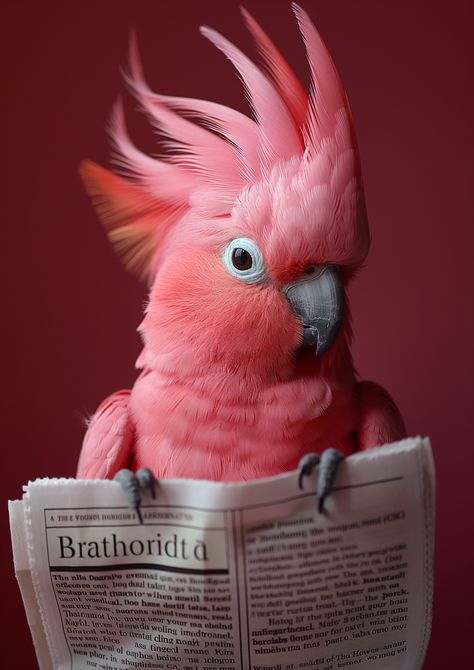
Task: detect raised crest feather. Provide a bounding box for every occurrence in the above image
[240,7,308,134]
[79,160,187,283]
[199,25,303,173]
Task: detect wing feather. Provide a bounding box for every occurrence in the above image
[355,381,406,450]
[77,390,134,479]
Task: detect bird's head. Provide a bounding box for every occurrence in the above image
[81,4,369,383]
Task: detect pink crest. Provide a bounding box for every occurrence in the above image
[81,4,369,283]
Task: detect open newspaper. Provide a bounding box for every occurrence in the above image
[9,437,434,670]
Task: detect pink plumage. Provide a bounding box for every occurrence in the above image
[77,4,405,483]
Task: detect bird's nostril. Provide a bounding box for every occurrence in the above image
[305,266,316,275]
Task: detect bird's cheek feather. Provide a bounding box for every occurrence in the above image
[142,249,302,370]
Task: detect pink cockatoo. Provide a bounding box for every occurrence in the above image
[77,4,405,516]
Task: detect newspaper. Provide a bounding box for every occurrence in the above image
[9,437,434,670]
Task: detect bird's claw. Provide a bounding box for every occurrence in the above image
[298,453,320,490]
[298,448,345,513]
[317,449,344,513]
[114,468,156,524]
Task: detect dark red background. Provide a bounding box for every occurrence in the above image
[2,1,473,666]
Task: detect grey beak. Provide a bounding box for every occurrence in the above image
[283,266,344,356]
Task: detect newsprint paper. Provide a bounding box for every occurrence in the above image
[9,437,434,670]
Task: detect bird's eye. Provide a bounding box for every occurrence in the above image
[232,248,252,270]
[223,237,266,284]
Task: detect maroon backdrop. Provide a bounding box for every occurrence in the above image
[2,1,473,666]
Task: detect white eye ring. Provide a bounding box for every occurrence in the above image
[223,237,267,284]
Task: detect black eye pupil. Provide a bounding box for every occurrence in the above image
[232,248,253,271]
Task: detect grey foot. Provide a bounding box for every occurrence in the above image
[298,449,344,513]
[114,468,156,524]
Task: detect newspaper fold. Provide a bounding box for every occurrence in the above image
[9,437,434,670]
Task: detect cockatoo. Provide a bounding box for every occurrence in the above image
[77,4,405,517]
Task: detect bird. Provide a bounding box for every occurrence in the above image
[77,4,406,519]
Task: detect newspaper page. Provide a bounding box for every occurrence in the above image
[9,437,434,670]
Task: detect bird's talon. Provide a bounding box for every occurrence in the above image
[114,468,157,522]
[318,494,327,514]
[136,468,156,499]
[316,448,344,514]
[298,453,320,490]
[135,504,144,525]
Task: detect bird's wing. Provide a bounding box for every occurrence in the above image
[354,381,406,451]
[76,390,134,479]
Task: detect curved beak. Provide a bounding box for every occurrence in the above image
[283,266,344,357]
